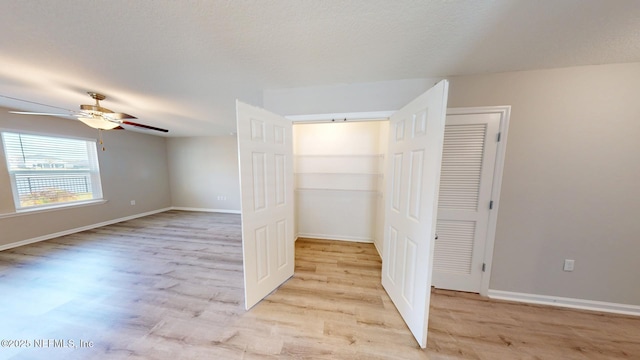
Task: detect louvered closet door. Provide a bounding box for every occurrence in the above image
[432,113,500,293]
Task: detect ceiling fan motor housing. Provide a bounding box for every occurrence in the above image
[81,92,113,114]
[80,104,113,114]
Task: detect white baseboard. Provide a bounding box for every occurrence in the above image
[488,289,640,317]
[374,241,383,259]
[171,206,241,214]
[297,232,373,243]
[0,207,172,252]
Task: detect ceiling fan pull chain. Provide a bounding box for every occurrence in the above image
[98,129,106,151]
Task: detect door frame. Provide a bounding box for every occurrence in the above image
[286,105,510,297]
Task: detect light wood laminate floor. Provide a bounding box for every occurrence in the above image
[0,210,638,359]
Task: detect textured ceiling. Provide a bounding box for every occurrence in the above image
[1,0,639,136]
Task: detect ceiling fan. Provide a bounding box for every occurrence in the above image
[8,92,169,133]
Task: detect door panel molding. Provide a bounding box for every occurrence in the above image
[382,80,449,348]
[237,100,295,310]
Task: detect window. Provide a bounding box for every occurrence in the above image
[1,131,103,210]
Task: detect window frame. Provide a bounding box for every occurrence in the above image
[0,129,105,212]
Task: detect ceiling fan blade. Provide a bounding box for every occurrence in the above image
[103,112,137,120]
[122,121,169,133]
[9,111,74,117]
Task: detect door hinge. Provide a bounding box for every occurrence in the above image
[482,263,486,272]
[497,132,501,142]
[489,200,494,210]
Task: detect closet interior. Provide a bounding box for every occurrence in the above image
[293,120,389,248]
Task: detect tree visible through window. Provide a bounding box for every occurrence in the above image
[1,132,103,210]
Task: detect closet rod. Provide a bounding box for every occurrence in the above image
[291,118,388,124]
[287,110,394,124]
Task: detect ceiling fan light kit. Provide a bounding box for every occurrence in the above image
[78,116,121,130]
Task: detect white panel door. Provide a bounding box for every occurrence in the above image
[382,80,449,348]
[236,100,294,310]
[433,113,500,292]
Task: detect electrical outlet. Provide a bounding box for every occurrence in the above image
[563,259,575,272]
[130,200,136,206]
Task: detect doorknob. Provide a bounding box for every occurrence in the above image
[435,233,438,240]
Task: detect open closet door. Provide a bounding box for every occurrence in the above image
[236,100,295,310]
[382,80,449,348]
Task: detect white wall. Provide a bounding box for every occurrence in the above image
[166,136,241,212]
[447,63,640,306]
[263,63,640,306]
[0,109,171,248]
[293,122,386,243]
[264,78,442,116]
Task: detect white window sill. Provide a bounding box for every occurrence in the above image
[0,199,108,219]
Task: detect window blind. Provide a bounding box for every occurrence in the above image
[1,131,103,210]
